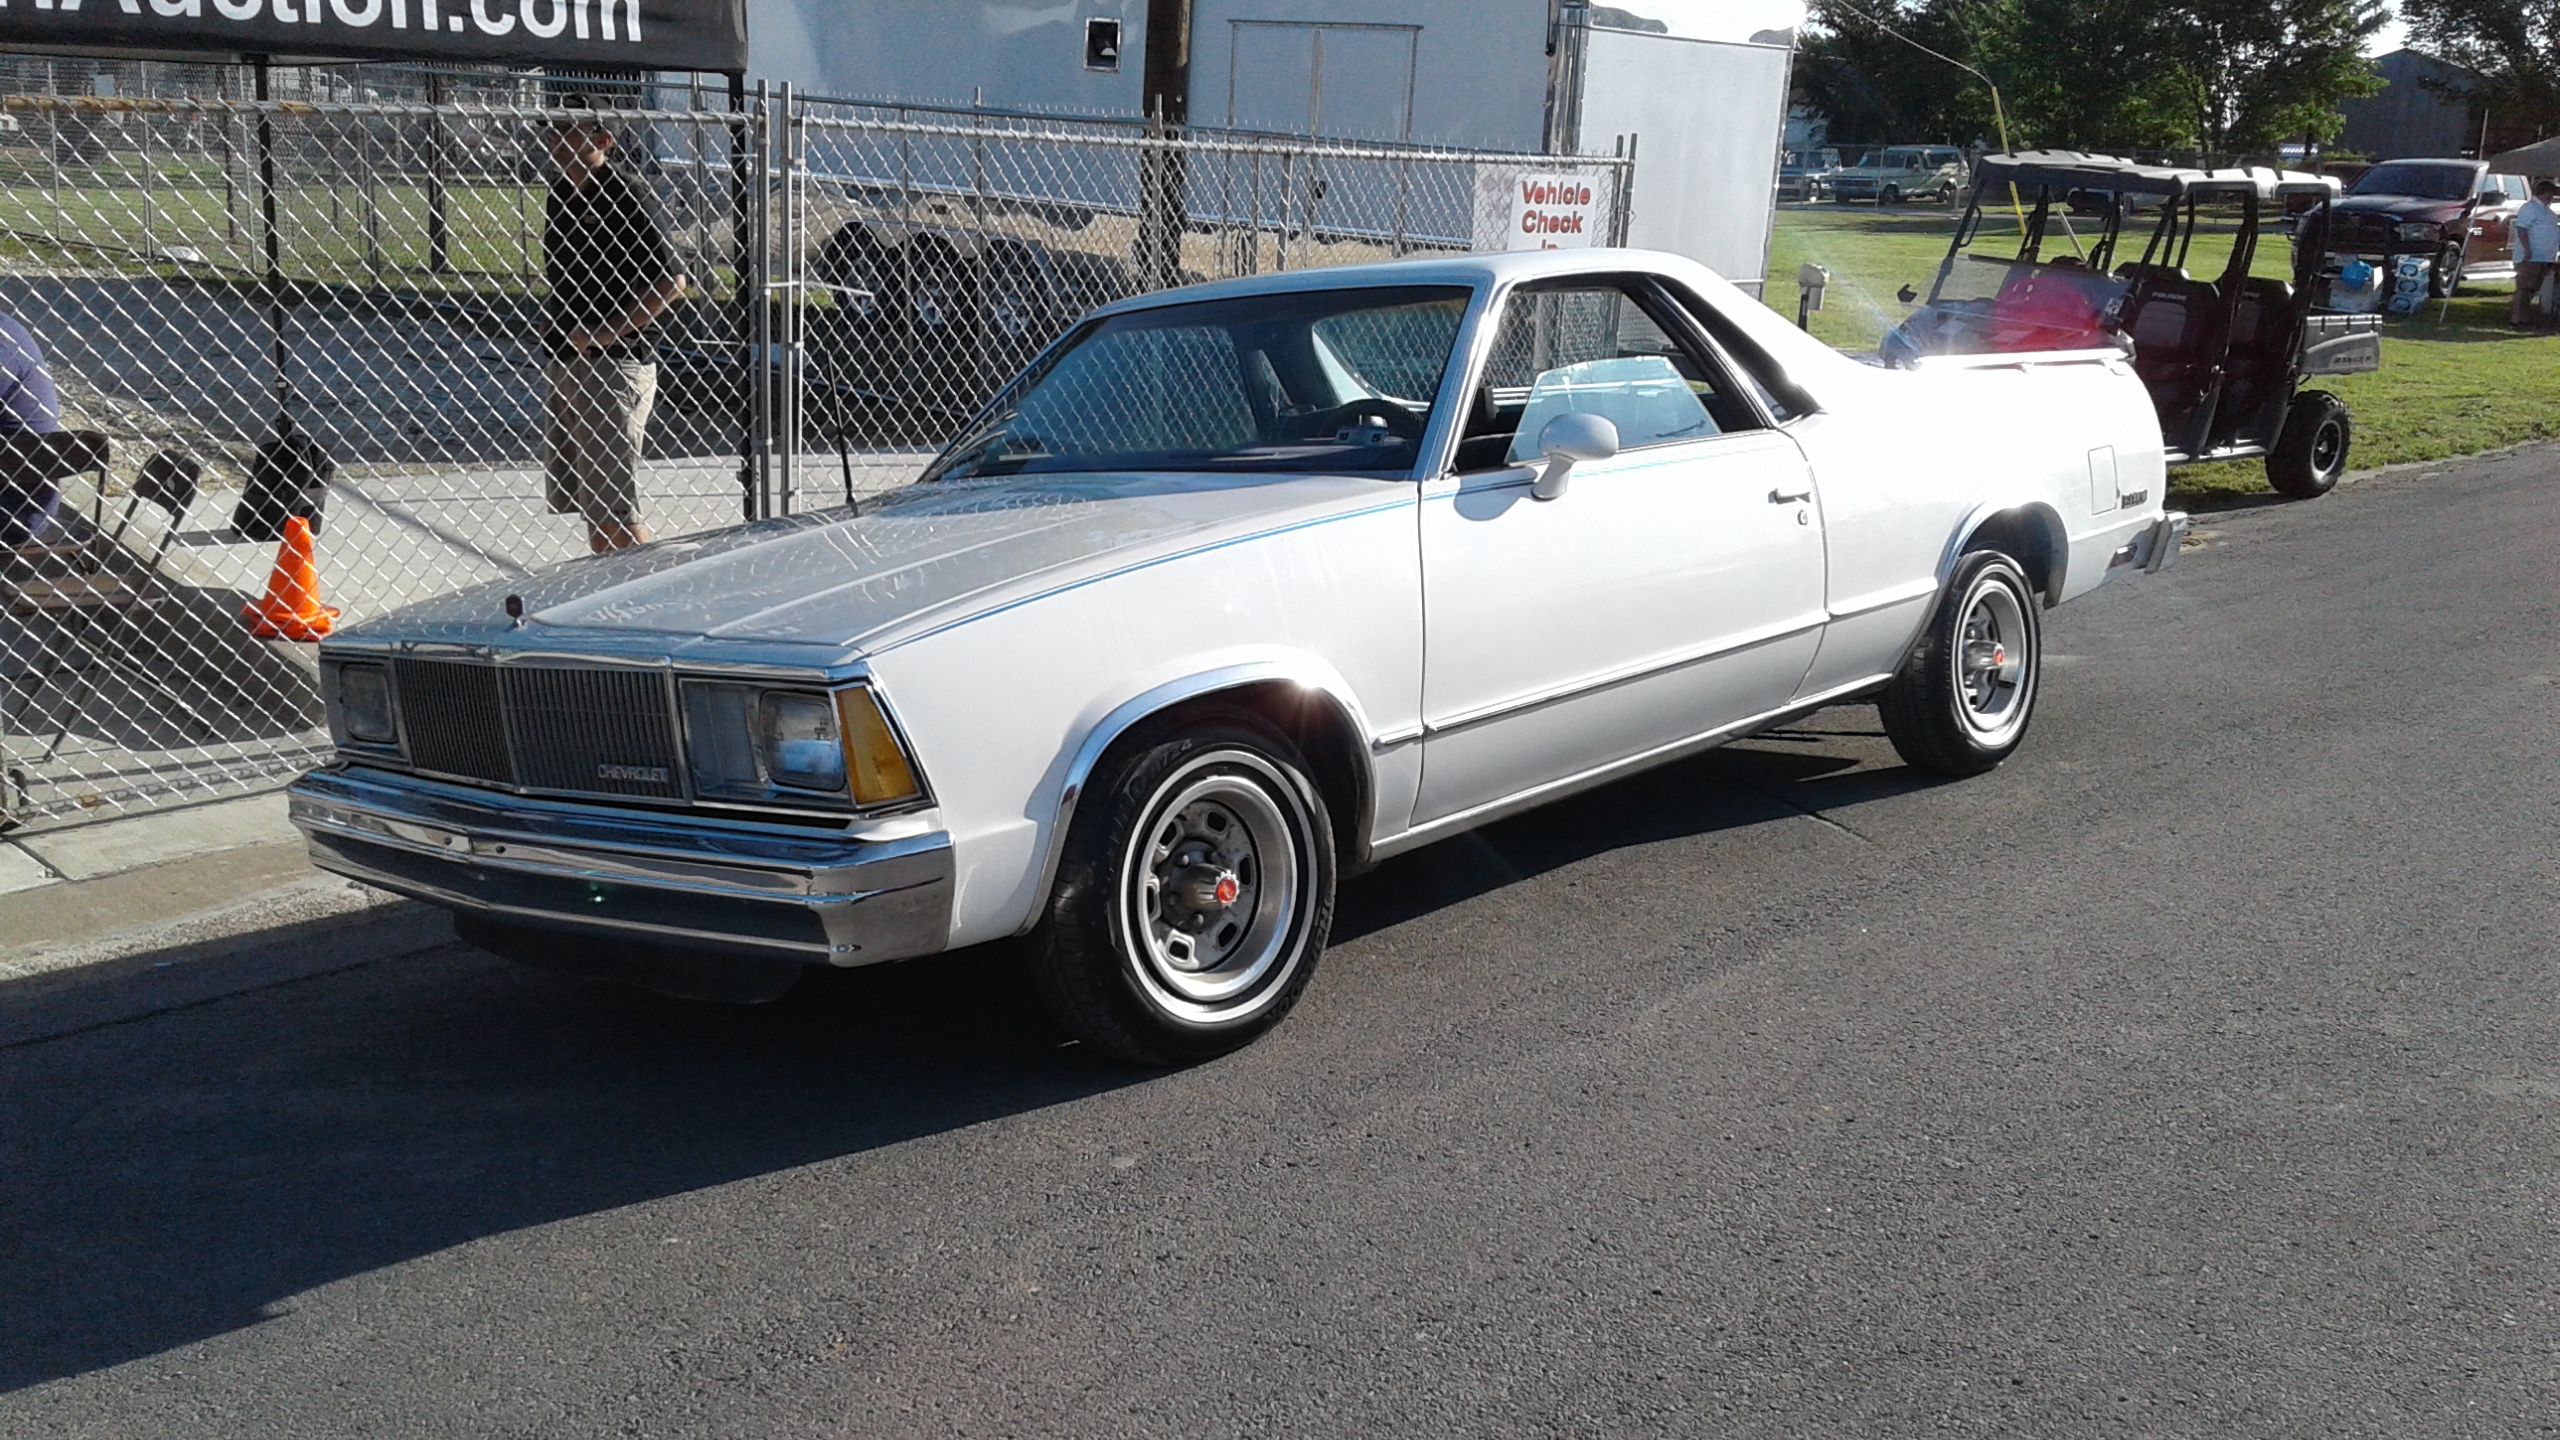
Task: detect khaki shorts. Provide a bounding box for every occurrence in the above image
[544,353,658,526]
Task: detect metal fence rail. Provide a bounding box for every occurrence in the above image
[0,65,1633,830]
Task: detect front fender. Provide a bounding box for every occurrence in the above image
[1015,649,1383,936]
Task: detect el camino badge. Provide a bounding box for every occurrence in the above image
[597,764,672,784]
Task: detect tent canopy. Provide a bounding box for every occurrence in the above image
[0,0,745,75]
[2486,138,2560,177]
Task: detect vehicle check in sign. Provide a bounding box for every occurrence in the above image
[1476,168,1615,252]
[0,0,745,71]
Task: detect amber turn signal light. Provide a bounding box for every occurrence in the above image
[835,685,922,807]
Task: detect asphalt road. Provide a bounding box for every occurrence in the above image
[6,451,2556,1437]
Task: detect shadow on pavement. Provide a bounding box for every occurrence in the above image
[0,729,1934,1391]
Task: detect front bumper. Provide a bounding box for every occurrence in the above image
[289,766,954,966]
[2113,510,2191,575]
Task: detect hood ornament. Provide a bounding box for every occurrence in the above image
[503,594,527,628]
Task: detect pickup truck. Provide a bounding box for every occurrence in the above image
[290,248,2182,1064]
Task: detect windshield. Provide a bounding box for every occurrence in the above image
[2348,162,2476,202]
[922,285,1468,482]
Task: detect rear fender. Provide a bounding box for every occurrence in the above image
[1944,501,2069,608]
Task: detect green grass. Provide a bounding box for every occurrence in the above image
[1764,204,2560,506]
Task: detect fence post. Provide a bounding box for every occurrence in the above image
[775,81,801,518]
[1135,111,1187,291]
[1612,134,1638,246]
[254,57,290,424]
[426,72,452,275]
[737,76,768,523]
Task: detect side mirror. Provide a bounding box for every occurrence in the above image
[1533,412,1619,500]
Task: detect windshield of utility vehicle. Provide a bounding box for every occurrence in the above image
[921,285,1468,482]
[2348,162,2476,201]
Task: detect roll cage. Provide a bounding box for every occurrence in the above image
[1897,152,2365,466]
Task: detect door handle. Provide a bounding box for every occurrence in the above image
[1769,485,1814,504]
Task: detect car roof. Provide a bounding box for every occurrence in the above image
[1088,248,1686,317]
[1973,149,2340,199]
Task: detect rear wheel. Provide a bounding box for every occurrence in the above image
[1027,714,1335,1066]
[1879,551,2042,777]
[2267,390,2351,499]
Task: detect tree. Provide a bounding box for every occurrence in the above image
[1797,1,1998,147]
[2163,0,2388,153]
[1797,0,2385,156]
[2408,1,2560,141]
[1969,0,2195,150]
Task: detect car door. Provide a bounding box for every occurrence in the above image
[1413,277,1828,827]
[2469,173,2521,268]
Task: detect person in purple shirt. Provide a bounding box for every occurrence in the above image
[0,310,64,548]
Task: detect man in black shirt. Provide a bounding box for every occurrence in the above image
[542,101,686,554]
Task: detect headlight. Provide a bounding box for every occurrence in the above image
[761,691,846,792]
[2397,221,2443,241]
[328,660,396,747]
[681,680,923,810]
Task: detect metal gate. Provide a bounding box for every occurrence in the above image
[0,63,1635,830]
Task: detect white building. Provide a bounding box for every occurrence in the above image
[746,0,1806,291]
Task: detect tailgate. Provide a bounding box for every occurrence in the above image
[2301,310,2383,376]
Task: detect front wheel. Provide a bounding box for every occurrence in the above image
[2267,389,2351,499]
[2429,243,2464,298]
[1028,714,1336,1066]
[1879,551,2042,777]
[1880,184,1903,206]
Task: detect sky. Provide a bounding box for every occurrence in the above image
[2369,13,2408,55]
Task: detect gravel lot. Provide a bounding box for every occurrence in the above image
[4,452,2555,1437]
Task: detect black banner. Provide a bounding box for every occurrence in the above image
[0,0,746,73]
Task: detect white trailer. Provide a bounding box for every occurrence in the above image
[744,0,1804,292]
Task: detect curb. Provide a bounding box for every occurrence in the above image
[0,888,459,1050]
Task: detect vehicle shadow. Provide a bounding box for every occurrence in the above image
[0,725,1935,1393]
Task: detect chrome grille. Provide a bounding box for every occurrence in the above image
[500,667,685,800]
[386,658,683,801]
[391,658,510,784]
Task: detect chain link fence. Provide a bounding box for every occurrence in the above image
[0,61,1633,830]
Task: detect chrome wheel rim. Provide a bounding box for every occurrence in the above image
[1952,572,2033,745]
[2310,419,2344,477]
[1116,751,1313,1022]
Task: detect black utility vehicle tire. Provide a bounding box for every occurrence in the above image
[1879,551,2043,778]
[1027,713,1336,1067]
[2429,243,2464,298]
[1880,184,1903,206]
[2267,390,2351,500]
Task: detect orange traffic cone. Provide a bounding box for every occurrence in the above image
[243,514,339,642]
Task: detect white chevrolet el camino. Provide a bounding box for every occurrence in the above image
[291,248,2184,1063]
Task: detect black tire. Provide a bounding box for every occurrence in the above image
[1878,550,2043,778]
[2267,389,2351,499]
[2429,243,2464,298]
[1880,184,1902,206]
[1027,712,1336,1066]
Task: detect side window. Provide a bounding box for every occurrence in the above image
[1456,281,1759,472]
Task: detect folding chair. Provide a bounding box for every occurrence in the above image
[1,430,110,569]
[3,447,213,764]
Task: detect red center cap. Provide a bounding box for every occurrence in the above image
[1991,645,2006,666]
[1214,875,1241,907]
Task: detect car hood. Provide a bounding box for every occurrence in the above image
[338,470,1408,660]
[2333,194,2468,222]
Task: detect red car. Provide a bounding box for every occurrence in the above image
[2325,159,2528,296]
